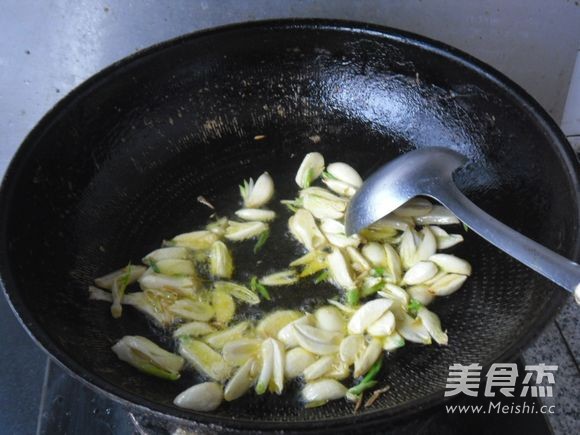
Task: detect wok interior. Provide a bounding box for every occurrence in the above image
[1,23,575,427]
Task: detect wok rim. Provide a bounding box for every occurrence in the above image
[0,18,578,431]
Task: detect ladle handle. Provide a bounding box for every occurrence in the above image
[434,181,580,305]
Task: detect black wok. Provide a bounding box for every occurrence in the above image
[0,20,578,432]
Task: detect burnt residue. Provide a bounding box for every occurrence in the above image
[0,20,578,432]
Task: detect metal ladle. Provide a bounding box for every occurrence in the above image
[344,147,580,304]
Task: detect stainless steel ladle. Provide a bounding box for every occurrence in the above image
[344,147,580,304]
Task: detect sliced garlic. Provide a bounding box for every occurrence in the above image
[172,230,218,250]
[430,226,464,249]
[377,283,410,306]
[367,311,396,337]
[285,347,317,379]
[204,321,249,350]
[288,209,327,251]
[414,205,460,225]
[277,314,315,348]
[259,269,299,286]
[270,338,286,394]
[174,382,223,411]
[293,324,342,355]
[345,246,371,273]
[407,285,435,306]
[416,227,437,262]
[255,339,274,395]
[213,281,260,305]
[257,310,302,338]
[303,355,335,381]
[417,307,448,345]
[295,152,325,188]
[222,338,262,366]
[95,265,147,290]
[339,334,365,365]
[382,331,405,351]
[301,187,347,220]
[399,227,420,270]
[397,313,432,344]
[206,216,229,236]
[369,215,412,232]
[142,247,189,265]
[169,299,214,322]
[393,197,433,217]
[314,306,346,333]
[383,243,403,284]
[427,273,467,296]
[209,241,233,279]
[429,254,472,276]
[225,221,268,241]
[325,360,351,380]
[403,261,438,285]
[348,299,393,334]
[138,273,200,297]
[326,162,363,188]
[224,358,256,401]
[354,338,382,377]
[322,178,357,197]
[241,172,274,208]
[235,208,276,222]
[178,339,231,381]
[302,379,347,403]
[362,242,388,268]
[327,248,355,291]
[173,321,216,339]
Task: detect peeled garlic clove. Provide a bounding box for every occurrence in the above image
[430,226,464,249]
[367,311,396,337]
[277,314,315,348]
[173,321,216,339]
[377,283,410,306]
[429,254,471,276]
[214,281,260,305]
[288,209,327,251]
[206,216,229,236]
[348,299,393,334]
[302,379,347,403]
[241,172,274,208]
[95,265,147,290]
[302,192,346,220]
[235,208,276,222]
[174,382,223,411]
[417,307,448,345]
[179,339,231,381]
[293,324,341,355]
[138,273,199,297]
[303,355,335,381]
[295,152,325,187]
[154,259,196,276]
[326,162,363,187]
[320,218,345,234]
[325,360,351,380]
[270,339,286,394]
[370,215,413,231]
[325,233,360,248]
[224,358,256,401]
[314,306,346,333]
[225,221,268,241]
[354,338,382,377]
[428,273,468,296]
[327,248,355,291]
[112,336,184,381]
[399,227,420,270]
[259,269,299,286]
[285,347,317,379]
[382,331,405,351]
[143,247,189,264]
[204,321,249,350]
[346,246,371,273]
[322,178,357,197]
[209,241,233,279]
[362,242,388,268]
[257,310,303,338]
[397,313,432,344]
[255,339,274,395]
[383,244,402,284]
[407,285,435,306]
[339,334,365,365]
[416,227,437,262]
[172,230,218,250]
[211,290,235,325]
[414,205,460,225]
[169,299,214,322]
[393,197,433,217]
[403,261,438,285]
[222,338,262,366]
